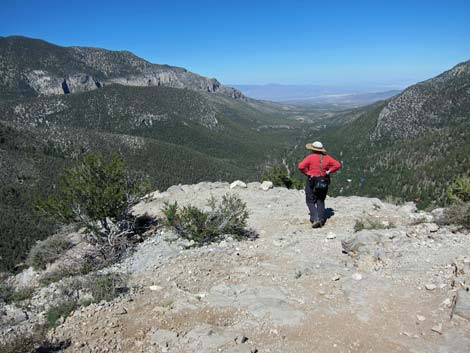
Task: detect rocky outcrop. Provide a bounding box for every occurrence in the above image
[0,36,245,100]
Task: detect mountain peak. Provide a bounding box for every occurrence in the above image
[0,36,244,100]
[371,60,470,141]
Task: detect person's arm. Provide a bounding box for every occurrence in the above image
[325,155,341,174]
[298,156,310,175]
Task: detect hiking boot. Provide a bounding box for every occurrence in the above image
[311,221,321,229]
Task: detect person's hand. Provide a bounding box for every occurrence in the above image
[326,170,330,175]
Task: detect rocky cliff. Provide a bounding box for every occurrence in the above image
[1,182,469,352]
[0,36,244,100]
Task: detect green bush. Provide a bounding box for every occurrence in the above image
[37,152,150,243]
[84,273,128,303]
[447,176,470,203]
[262,165,304,189]
[208,194,250,236]
[178,205,210,242]
[26,233,74,270]
[443,176,470,228]
[444,201,470,229]
[46,300,78,328]
[162,194,254,245]
[162,201,179,227]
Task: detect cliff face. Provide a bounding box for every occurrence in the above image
[0,36,244,100]
[371,61,470,141]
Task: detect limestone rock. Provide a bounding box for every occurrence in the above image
[230,180,247,189]
[352,273,363,281]
[166,185,185,194]
[326,232,336,240]
[260,181,274,191]
[431,323,443,334]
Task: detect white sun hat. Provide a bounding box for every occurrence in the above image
[306,141,326,153]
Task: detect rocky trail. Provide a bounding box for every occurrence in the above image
[4,182,470,352]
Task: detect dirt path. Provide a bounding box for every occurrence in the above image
[51,182,470,353]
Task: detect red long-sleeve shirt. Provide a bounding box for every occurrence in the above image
[298,153,341,177]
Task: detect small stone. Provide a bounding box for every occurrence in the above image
[431,323,443,334]
[331,275,341,281]
[416,315,426,322]
[260,181,273,191]
[235,335,249,344]
[116,307,127,315]
[425,284,437,291]
[149,285,162,291]
[195,293,206,300]
[352,273,362,281]
[326,232,336,239]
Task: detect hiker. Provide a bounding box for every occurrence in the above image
[298,141,341,228]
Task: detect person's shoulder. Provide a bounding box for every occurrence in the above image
[325,154,338,161]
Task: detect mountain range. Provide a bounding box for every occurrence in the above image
[0,35,469,272]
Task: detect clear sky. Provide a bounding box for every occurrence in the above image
[1,0,469,87]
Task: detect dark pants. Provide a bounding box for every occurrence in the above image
[305,177,328,223]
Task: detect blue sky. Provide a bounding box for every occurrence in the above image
[1,0,469,87]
